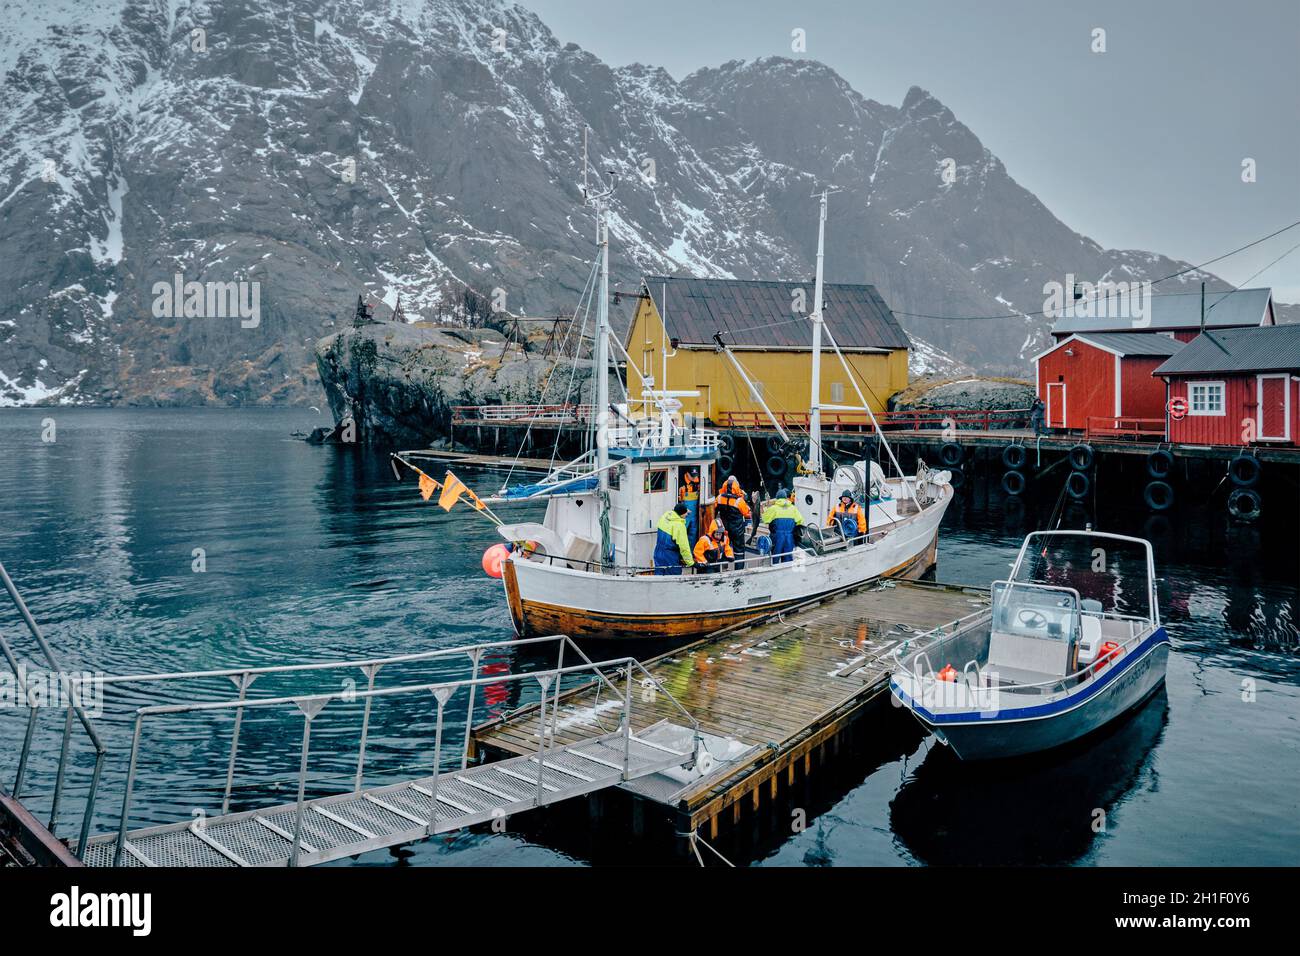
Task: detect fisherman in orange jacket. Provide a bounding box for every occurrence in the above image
[678,466,701,541]
[828,489,867,541]
[693,523,734,574]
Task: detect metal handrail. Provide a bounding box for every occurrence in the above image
[909,615,1152,695]
[97,634,624,814]
[109,640,697,866]
[0,558,106,860]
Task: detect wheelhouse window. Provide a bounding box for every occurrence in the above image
[644,469,667,493]
[1188,381,1225,416]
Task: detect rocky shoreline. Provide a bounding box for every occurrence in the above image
[313,320,588,447]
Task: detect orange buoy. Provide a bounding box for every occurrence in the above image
[1094,641,1122,672]
[482,543,510,579]
[937,664,958,682]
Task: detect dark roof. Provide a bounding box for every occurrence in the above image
[639,275,910,351]
[1153,323,1300,375]
[1075,332,1185,357]
[1051,287,1273,335]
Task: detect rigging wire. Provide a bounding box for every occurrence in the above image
[498,256,599,489]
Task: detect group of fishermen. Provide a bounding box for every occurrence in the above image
[652,469,869,575]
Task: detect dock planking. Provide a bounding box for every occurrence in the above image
[471,578,990,838]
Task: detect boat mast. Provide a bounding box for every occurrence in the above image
[807,189,828,476]
[595,196,611,490]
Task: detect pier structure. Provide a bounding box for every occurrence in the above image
[2,633,700,868]
[429,401,1300,521]
[471,579,988,844]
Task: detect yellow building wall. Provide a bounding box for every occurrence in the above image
[624,296,909,423]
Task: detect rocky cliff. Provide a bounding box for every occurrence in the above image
[315,319,585,446]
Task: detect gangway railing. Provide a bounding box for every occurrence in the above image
[0,558,106,861]
[83,635,698,867]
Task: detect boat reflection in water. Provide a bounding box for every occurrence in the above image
[889,685,1169,866]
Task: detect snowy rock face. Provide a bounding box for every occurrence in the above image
[1,0,1232,406]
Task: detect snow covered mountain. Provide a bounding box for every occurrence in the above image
[0,0,1240,405]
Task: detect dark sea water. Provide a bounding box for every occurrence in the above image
[1,408,1296,867]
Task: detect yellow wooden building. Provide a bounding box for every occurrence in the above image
[624,275,910,425]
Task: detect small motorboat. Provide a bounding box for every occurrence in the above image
[890,530,1169,760]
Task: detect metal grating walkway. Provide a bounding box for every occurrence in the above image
[80,722,695,867]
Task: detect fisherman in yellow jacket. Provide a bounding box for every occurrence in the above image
[653,502,695,575]
[761,488,804,565]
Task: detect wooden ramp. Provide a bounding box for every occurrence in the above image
[472,579,990,836]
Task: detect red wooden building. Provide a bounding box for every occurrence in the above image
[1153,324,1300,446]
[1033,332,1183,434]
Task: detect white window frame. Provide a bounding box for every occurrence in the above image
[1187,381,1225,416]
[830,382,845,403]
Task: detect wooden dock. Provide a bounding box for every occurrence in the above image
[471,578,990,842]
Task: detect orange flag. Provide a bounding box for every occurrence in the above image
[438,472,468,511]
[417,473,438,501]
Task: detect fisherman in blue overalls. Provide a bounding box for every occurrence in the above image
[653,502,696,575]
[760,488,805,564]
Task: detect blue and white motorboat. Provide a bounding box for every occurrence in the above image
[890,530,1169,760]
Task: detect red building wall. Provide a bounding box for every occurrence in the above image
[1037,340,1115,429]
[1166,374,1300,446]
[1120,356,1168,418]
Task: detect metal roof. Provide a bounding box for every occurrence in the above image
[1051,287,1273,334]
[1074,332,1185,357]
[640,275,910,351]
[1153,323,1300,375]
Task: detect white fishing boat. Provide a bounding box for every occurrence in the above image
[477,179,952,641]
[890,530,1170,759]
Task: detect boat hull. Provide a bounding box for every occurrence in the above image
[893,630,1170,760]
[502,490,947,641]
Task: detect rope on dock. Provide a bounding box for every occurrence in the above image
[682,827,736,867]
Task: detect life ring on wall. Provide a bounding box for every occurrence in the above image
[1066,470,1091,500]
[1228,454,1261,488]
[939,442,964,467]
[1001,470,1026,496]
[1143,480,1174,512]
[1002,444,1027,470]
[1068,443,1094,471]
[1146,449,1174,480]
[1227,488,1262,521]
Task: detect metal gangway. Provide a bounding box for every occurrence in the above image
[0,561,701,867]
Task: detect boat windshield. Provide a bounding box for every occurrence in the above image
[991,581,1081,644]
[1009,532,1156,624]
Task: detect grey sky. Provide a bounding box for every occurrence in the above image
[523,0,1300,302]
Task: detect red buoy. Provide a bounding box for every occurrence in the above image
[482,543,510,579]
